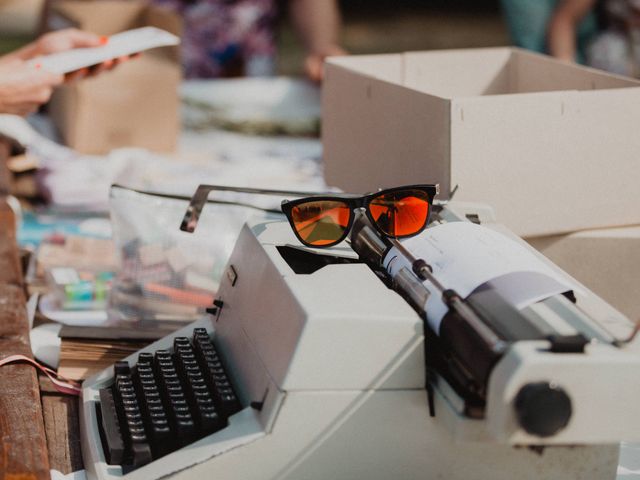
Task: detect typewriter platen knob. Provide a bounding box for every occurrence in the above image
[514,382,572,437]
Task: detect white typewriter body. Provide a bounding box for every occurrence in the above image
[80,202,640,480]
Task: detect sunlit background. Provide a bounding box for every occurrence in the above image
[0,0,510,73]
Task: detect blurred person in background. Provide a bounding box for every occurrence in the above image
[503,0,640,77]
[549,0,640,76]
[151,0,346,81]
[501,0,599,63]
[0,28,119,116]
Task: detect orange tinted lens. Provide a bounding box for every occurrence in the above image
[369,190,430,237]
[290,200,351,246]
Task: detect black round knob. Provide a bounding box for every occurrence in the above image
[514,382,572,437]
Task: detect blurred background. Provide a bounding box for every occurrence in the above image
[0,0,509,74]
[279,0,508,74]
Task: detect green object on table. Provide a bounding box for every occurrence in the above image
[65,281,94,302]
[94,280,109,302]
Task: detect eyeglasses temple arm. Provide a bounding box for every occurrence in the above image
[180,183,336,233]
[432,184,456,207]
[180,185,211,233]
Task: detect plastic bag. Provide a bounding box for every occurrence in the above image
[109,185,279,321]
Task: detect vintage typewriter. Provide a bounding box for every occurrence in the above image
[80,202,640,480]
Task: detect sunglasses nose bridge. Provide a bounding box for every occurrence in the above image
[353,206,369,221]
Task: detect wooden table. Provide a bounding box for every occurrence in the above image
[0,139,51,479]
[0,138,82,479]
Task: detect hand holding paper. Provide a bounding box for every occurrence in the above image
[0,26,179,116]
[31,28,105,57]
[29,29,116,82]
[27,27,181,76]
[0,29,108,115]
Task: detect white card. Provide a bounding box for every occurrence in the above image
[28,26,180,75]
[50,267,80,285]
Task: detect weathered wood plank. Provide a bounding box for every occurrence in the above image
[41,394,82,474]
[0,141,51,480]
[0,282,50,480]
[0,234,23,288]
[39,374,84,473]
[0,140,10,197]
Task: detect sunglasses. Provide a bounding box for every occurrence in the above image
[179,183,439,247]
[281,184,439,248]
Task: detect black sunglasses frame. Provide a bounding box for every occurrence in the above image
[280,184,439,248]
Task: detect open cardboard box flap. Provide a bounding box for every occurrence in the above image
[323,47,640,237]
[328,48,639,98]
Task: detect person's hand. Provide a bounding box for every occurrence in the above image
[64,53,141,83]
[31,28,115,83]
[304,45,348,83]
[0,60,63,116]
[3,28,139,84]
[30,28,104,58]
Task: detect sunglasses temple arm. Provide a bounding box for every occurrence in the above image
[191,183,332,197]
[180,184,333,233]
[432,184,457,206]
[180,185,211,233]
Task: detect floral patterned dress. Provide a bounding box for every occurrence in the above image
[152,0,278,78]
[587,0,640,76]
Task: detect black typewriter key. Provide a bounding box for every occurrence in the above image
[191,329,241,418]
[209,365,226,377]
[148,402,165,415]
[132,366,171,459]
[138,352,153,365]
[98,333,245,471]
[110,370,153,469]
[198,408,221,431]
[98,388,125,465]
[164,380,182,393]
[174,337,191,349]
[173,407,196,441]
[155,350,172,363]
[158,360,173,370]
[130,443,153,469]
[174,338,225,434]
[155,352,197,445]
[189,383,221,431]
[114,360,131,377]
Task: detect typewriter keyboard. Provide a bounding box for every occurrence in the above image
[97,328,242,472]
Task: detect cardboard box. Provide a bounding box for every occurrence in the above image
[527,226,640,321]
[323,48,640,237]
[46,0,182,154]
[0,0,44,36]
